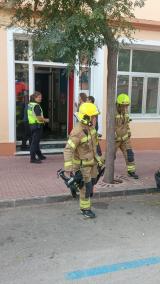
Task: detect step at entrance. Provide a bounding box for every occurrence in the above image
[16,141,66,156]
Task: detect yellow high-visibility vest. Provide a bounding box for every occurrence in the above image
[27,102,43,125]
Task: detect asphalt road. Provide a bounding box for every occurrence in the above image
[1,194,160,284]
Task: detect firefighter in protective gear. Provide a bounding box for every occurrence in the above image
[115,93,139,179]
[64,102,103,218]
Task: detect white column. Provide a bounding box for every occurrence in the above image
[90,47,105,134]
[73,64,80,124]
[74,64,79,107]
[29,39,34,95]
[7,28,16,143]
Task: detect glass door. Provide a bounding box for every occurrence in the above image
[35,67,68,139]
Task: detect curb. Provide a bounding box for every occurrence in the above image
[0,187,159,209]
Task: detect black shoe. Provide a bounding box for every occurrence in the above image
[30,158,42,164]
[21,145,30,151]
[38,155,46,160]
[128,171,139,179]
[80,209,96,218]
[155,171,160,189]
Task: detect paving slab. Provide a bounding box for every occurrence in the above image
[0,151,159,208]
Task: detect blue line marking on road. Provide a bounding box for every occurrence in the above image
[66,256,160,280]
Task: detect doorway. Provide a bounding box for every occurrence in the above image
[35,67,68,140]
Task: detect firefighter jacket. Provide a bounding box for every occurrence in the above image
[115,109,131,142]
[64,122,101,171]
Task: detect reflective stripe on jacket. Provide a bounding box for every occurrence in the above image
[115,111,131,142]
[64,122,99,171]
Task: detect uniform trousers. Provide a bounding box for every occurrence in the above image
[22,122,32,147]
[30,125,43,159]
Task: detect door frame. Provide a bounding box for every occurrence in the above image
[33,62,73,137]
[8,28,78,143]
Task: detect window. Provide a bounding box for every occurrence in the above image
[14,39,29,141]
[79,66,91,96]
[117,48,160,116]
[117,75,129,95]
[33,43,68,63]
[15,40,29,61]
[15,64,29,92]
[132,50,160,73]
[146,78,159,113]
[15,63,29,140]
[118,49,130,72]
[131,77,143,114]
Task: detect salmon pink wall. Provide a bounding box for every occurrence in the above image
[0,28,9,143]
[135,0,160,21]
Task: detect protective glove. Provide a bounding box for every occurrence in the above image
[97,156,105,167]
[128,131,131,138]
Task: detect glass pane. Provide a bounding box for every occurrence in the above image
[33,44,68,63]
[15,40,29,61]
[131,77,143,113]
[118,49,130,71]
[117,75,129,96]
[146,78,158,113]
[79,67,90,91]
[132,50,160,73]
[35,67,68,139]
[15,64,29,141]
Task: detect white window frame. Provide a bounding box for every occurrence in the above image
[117,45,160,120]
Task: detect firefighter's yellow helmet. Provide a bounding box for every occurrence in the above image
[117,93,130,105]
[76,102,100,125]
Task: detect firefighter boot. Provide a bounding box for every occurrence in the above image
[80,209,96,218]
[128,171,139,179]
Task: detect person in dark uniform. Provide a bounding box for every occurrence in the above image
[28,91,49,163]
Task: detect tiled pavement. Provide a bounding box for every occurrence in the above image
[0,151,159,207]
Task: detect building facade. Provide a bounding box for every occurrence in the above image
[0,0,160,155]
[117,0,160,150]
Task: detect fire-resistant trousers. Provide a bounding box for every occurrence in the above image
[115,138,136,173]
[73,164,98,210]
